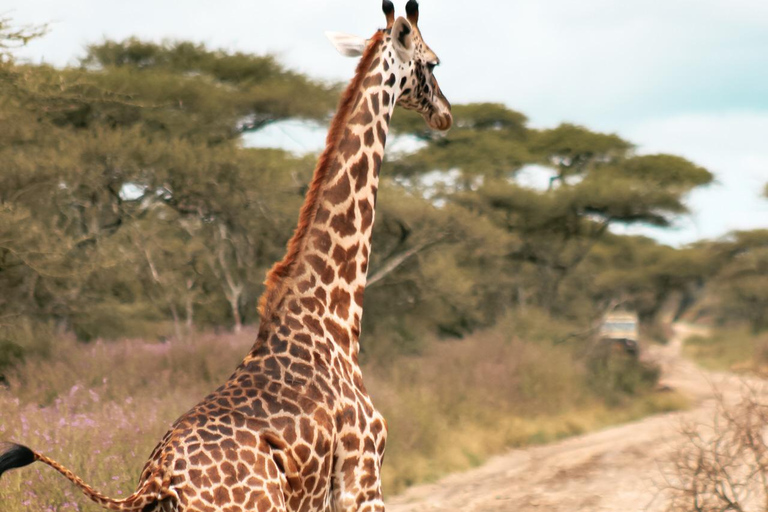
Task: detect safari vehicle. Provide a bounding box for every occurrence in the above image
[599,311,640,356]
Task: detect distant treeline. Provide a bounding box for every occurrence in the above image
[1,29,767,359]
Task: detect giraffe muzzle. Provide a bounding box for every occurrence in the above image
[428,112,452,132]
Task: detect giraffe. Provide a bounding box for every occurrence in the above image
[0,2,452,511]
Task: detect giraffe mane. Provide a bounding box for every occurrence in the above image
[257,30,386,331]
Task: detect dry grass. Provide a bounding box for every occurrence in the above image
[368,324,685,493]
[0,331,252,512]
[0,322,685,510]
[684,327,768,374]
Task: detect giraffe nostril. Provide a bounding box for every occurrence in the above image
[428,113,451,132]
[438,114,452,131]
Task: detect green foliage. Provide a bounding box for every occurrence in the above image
[0,339,24,383]
[529,123,632,182]
[390,103,531,181]
[0,34,328,340]
[585,235,715,328]
[384,104,714,325]
[0,318,59,385]
[391,102,527,142]
[586,344,660,405]
[0,25,730,358]
[709,230,768,333]
[78,39,338,140]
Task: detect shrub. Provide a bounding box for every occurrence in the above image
[663,386,768,512]
[586,342,660,405]
[0,339,24,384]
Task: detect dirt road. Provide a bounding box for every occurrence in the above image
[386,324,761,512]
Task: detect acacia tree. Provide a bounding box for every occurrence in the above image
[710,230,768,333]
[0,36,338,337]
[147,144,314,332]
[390,103,532,186]
[529,123,632,189]
[79,38,338,142]
[0,17,47,60]
[579,235,714,331]
[0,25,727,348]
[389,103,714,317]
[361,182,512,348]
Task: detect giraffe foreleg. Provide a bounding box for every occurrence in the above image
[331,436,386,512]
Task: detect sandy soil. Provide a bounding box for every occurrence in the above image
[386,324,763,512]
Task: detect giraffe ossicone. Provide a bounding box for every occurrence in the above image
[0,2,451,511]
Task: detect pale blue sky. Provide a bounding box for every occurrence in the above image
[7,0,768,245]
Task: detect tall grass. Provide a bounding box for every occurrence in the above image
[684,326,768,374]
[0,331,252,512]
[368,312,683,492]
[0,316,684,510]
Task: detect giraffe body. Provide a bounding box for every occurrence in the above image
[0,3,451,511]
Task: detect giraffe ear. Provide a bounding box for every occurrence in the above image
[325,32,367,57]
[391,17,415,59]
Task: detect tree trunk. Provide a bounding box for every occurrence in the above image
[185,278,195,333]
[229,294,243,333]
[169,303,182,341]
[367,236,446,288]
[214,224,245,333]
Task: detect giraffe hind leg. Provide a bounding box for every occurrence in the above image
[175,467,287,512]
[168,426,290,512]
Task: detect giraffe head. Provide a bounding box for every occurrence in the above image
[327,0,453,131]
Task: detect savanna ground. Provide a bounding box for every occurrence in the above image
[0,313,682,511]
[387,324,768,512]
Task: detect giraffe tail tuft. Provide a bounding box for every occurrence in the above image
[0,443,36,478]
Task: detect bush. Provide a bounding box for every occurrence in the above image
[70,302,168,342]
[367,311,673,493]
[0,339,24,384]
[586,342,660,405]
[0,318,58,383]
[663,386,768,512]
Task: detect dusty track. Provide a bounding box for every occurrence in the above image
[386,324,762,512]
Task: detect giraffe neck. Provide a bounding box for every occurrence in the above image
[258,31,402,357]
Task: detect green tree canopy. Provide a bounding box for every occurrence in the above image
[709,230,768,333]
[22,38,341,144]
[0,25,729,351]
[529,123,632,186]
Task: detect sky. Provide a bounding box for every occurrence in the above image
[6,0,768,246]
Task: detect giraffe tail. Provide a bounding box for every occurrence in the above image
[0,443,174,511]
